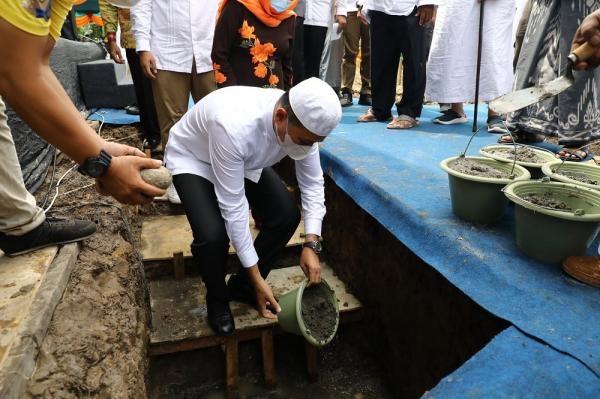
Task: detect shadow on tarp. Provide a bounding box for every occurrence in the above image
[321,104,600,382]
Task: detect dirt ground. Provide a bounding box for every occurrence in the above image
[24,125,159,398]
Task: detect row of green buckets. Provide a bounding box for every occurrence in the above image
[440,154,600,264]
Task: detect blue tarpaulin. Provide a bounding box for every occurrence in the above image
[320,104,600,394]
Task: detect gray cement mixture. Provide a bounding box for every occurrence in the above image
[301,285,337,343]
[450,158,513,179]
[482,146,549,164]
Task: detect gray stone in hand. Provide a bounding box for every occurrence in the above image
[140,166,172,189]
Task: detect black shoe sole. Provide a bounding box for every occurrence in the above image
[3,231,96,257]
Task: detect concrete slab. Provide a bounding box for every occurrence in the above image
[149,263,361,348]
[140,214,305,261]
[0,244,79,399]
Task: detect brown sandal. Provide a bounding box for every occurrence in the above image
[387,115,418,129]
[563,256,600,287]
[357,108,378,122]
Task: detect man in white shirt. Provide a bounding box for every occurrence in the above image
[131,0,219,186]
[164,78,342,335]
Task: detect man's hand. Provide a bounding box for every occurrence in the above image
[139,51,158,79]
[108,41,124,64]
[416,5,434,26]
[247,266,281,319]
[335,15,347,33]
[96,156,165,204]
[571,10,600,70]
[357,8,369,25]
[300,247,321,284]
[103,141,146,157]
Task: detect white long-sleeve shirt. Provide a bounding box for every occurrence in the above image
[131,0,218,74]
[363,0,438,16]
[164,86,326,268]
[305,0,348,27]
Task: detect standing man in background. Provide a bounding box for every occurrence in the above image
[132,0,220,203]
[99,0,162,151]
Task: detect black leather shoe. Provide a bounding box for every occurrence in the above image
[207,300,235,336]
[358,94,372,106]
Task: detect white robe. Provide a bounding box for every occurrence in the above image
[425,0,516,103]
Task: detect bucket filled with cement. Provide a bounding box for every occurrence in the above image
[278,279,339,347]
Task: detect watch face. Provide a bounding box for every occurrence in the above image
[314,241,322,252]
[87,163,106,177]
[304,240,322,253]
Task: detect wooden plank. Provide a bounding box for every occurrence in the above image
[140,214,305,261]
[172,251,185,280]
[0,245,78,399]
[304,341,319,383]
[0,247,58,371]
[149,263,362,348]
[225,336,239,393]
[261,329,276,388]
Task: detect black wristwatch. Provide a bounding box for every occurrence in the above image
[303,240,322,254]
[78,149,112,178]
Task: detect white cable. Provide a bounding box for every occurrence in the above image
[43,164,78,213]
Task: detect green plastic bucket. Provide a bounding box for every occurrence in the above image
[503,180,600,264]
[277,279,339,347]
[479,144,557,179]
[440,156,531,223]
[541,160,600,191]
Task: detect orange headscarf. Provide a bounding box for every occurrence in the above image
[218,0,297,27]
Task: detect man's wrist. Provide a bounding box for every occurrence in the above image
[246,265,262,284]
[304,234,320,242]
[106,32,117,43]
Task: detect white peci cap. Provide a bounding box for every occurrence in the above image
[289,77,342,137]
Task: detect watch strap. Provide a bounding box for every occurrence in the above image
[78,149,112,177]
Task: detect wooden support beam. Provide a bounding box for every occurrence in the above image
[225,336,239,394]
[173,251,185,280]
[305,341,319,383]
[261,328,276,388]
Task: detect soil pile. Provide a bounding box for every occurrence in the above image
[522,193,570,211]
[554,169,599,186]
[301,285,337,343]
[23,125,159,398]
[483,146,549,164]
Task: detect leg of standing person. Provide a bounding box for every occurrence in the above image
[190,61,217,104]
[394,10,427,125]
[125,48,161,150]
[341,11,361,106]
[303,25,328,79]
[514,0,533,71]
[0,98,96,256]
[151,69,193,150]
[360,10,400,122]
[292,16,306,85]
[358,16,372,105]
